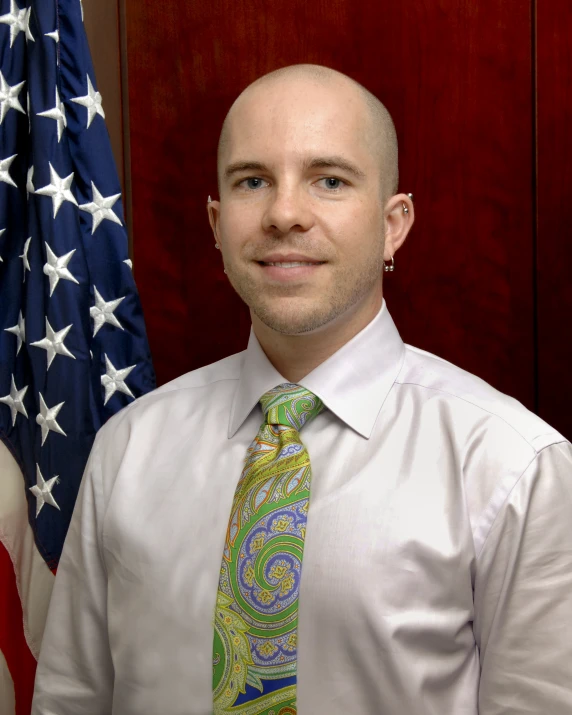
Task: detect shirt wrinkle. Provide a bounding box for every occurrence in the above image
[473,451,539,560]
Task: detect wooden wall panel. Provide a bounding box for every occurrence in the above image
[124,0,535,413]
[536,3,572,439]
[82,0,124,191]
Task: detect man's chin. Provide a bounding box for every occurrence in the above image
[250,300,341,336]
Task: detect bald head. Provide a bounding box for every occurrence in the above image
[217,64,399,200]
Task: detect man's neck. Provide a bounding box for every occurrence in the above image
[252,290,384,383]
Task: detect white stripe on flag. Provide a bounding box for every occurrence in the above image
[0,441,55,658]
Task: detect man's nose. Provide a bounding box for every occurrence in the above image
[261,183,314,235]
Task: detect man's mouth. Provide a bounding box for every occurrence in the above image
[259,261,326,268]
[254,257,326,282]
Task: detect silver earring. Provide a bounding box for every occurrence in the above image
[223,268,227,274]
[215,243,220,249]
[402,203,409,214]
[383,256,395,272]
[407,193,414,202]
[207,195,212,203]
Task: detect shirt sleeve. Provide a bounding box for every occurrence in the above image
[31,436,114,715]
[474,440,572,714]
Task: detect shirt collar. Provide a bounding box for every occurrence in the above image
[228,299,405,439]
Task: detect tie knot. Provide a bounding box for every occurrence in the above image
[260,383,324,430]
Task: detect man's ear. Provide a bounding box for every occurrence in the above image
[207,198,221,246]
[383,193,414,260]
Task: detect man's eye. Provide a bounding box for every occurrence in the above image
[318,177,345,190]
[240,177,267,190]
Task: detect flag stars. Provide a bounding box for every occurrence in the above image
[26,165,34,196]
[19,236,31,279]
[38,87,66,142]
[30,318,75,369]
[36,393,66,445]
[0,0,32,47]
[79,182,122,234]
[45,29,59,43]
[44,243,79,296]
[71,75,104,128]
[0,71,25,124]
[5,310,25,354]
[23,6,33,41]
[30,465,60,517]
[90,287,125,336]
[0,154,17,187]
[101,354,136,405]
[0,375,28,425]
[35,163,78,218]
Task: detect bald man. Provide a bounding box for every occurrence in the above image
[33,65,572,715]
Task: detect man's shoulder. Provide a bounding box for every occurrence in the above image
[100,349,246,435]
[151,350,245,397]
[399,344,567,453]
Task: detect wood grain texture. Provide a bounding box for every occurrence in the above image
[82,0,125,192]
[124,0,535,411]
[536,2,572,438]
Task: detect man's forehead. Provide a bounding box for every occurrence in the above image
[230,79,366,129]
[223,83,373,163]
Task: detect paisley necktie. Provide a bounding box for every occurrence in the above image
[213,383,324,714]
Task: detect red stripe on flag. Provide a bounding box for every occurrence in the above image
[0,541,36,715]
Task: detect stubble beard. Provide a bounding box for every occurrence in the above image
[226,251,385,336]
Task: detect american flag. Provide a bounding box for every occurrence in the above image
[0,1,156,711]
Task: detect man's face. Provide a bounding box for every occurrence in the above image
[212,78,389,336]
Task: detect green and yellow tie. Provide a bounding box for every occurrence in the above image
[213,383,324,714]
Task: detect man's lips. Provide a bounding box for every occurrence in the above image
[254,254,326,281]
[256,253,326,267]
[259,260,326,267]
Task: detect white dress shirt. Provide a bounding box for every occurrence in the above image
[32,299,572,715]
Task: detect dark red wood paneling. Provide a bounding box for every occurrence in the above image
[125,0,534,411]
[83,0,124,192]
[536,2,572,439]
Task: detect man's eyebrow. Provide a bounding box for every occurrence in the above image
[304,156,366,180]
[223,161,268,180]
[223,156,367,181]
